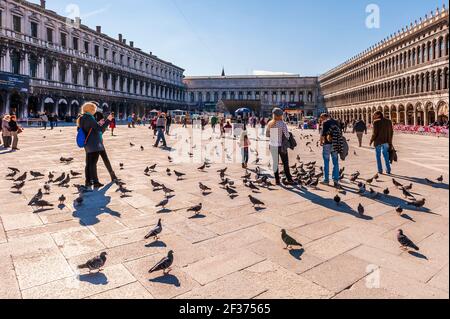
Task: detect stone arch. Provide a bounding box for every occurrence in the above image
[58,99,69,119]
[415,102,425,126]
[70,100,80,117]
[43,97,56,115]
[398,104,406,125]
[437,100,449,124]
[406,103,414,125]
[390,105,398,124]
[425,101,435,125]
[384,105,390,119]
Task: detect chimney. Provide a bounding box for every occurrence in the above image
[130,41,134,47]
[96,26,102,33]
[40,0,46,9]
[75,17,81,26]
[122,39,127,45]
[118,34,123,42]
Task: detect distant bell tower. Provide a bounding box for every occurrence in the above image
[221,67,226,77]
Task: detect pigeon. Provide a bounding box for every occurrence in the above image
[141,146,144,151]
[174,171,186,181]
[44,184,51,194]
[156,199,169,209]
[70,170,82,177]
[58,175,71,187]
[281,229,303,250]
[74,194,84,206]
[149,250,174,275]
[402,188,415,199]
[396,206,404,216]
[403,183,413,191]
[246,181,260,192]
[30,171,45,179]
[187,203,203,216]
[14,172,27,182]
[373,173,379,180]
[241,171,251,179]
[407,198,426,208]
[8,167,20,173]
[197,163,207,171]
[151,180,163,190]
[425,178,436,185]
[144,167,150,175]
[148,164,157,172]
[397,230,419,251]
[162,185,174,197]
[248,195,265,208]
[58,195,66,205]
[6,170,18,178]
[350,172,360,182]
[145,219,162,240]
[130,143,135,147]
[116,185,132,196]
[437,175,444,183]
[119,163,124,170]
[357,203,365,216]
[48,172,55,182]
[11,181,25,192]
[383,188,390,196]
[168,156,173,163]
[334,194,341,206]
[225,185,238,197]
[392,179,403,188]
[28,189,43,206]
[78,252,108,273]
[217,168,228,175]
[366,177,374,184]
[53,173,66,184]
[199,182,211,193]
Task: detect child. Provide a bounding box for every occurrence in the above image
[239,130,250,169]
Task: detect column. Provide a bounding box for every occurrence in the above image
[5,92,11,115]
[89,69,94,87]
[23,53,29,76]
[107,74,112,90]
[53,60,59,82]
[413,108,418,126]
[67,64,73,84]
[4,49,11,73]
[424,108,428,126]
[404,110,408,125]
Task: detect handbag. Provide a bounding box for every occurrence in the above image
[389,145,398,164]
[17,127,23,134]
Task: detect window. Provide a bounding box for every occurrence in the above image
[73,37,79,50]
[112,51,116,62]
[72,68,78,84]
[30,22,38,38]
[61,33,67,48]
[120,54,124,65]
[11,51,21,74]
[13,15,21,33]
[59,64,66,83]
[46,28,53,43]
[83,69,89,86]
[45,59,53,80]
[84,41,89,54]
[94,45,99,57]
[104,48,108,60]
[29,57,38,78]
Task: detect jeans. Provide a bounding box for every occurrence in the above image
[241,148,249,164]
[323,144,340,182]
[85,152,100,185]
[270,146,293,182]
[356,132,364,147]
[166,125,171,135]
[376,143,391,174]
[155,128,167,147]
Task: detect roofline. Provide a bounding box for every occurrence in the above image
[184,75,318,80]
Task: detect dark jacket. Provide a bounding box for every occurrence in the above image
[370,117,393,147]
[79,113,110,153]
[9,120,18,132]
[353,120,367,133]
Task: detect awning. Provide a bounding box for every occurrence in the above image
[44,97,55,104]
[58,99,68,105]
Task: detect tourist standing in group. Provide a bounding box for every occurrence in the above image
[219,118,225,138]
[320,113,341,188]
[353,118,368,147]
[211,115,218,133]
[127,115,133,128]
[9,115,21,151]
[370,111,394,175]
[260,117,266,136]
[166,114,172,135]
[77,102,113,188]
[41,112,48,130]
[1,115,12,149]
[266,108,295,186]
[132,113,137,128]
[154,113,167,148]
[109,112,116,136]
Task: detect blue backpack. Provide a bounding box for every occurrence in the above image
[76,128,92,148]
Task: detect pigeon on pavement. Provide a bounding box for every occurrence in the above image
[78,252,108,273]
[248,195,265,208]
[148,251,174,275]
[145,219,163,240]
[281,229,303,250]
[397,230,419,251]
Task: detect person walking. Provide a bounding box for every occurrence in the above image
[77,102,113,188]
[9,115,21,151]
[239,129,250,169]
[211,115,218,133]
[266,108,295,186]
[154,114,167,148]
[166,114,172,135]
[370,111,394,175]
[353,119,368,147]
[41,112,48,130]
[1,115,12,149]
[260,117,266,136]
[127,115,133,128]
[109,112,117,136]
[320,113,341,187]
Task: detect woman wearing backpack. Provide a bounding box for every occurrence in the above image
[77,102,113,188]
[266,108,295,186]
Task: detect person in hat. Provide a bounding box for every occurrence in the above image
[266,108,295,186]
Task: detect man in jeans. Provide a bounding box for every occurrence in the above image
[353,118,368,147]
[153,114,167,148]
[370,111,394,175]
[320,113,340,188]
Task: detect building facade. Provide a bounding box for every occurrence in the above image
[184,74,324,117]
[0,0,187,120]
[320,6,449,126]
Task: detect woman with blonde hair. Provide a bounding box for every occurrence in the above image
[265,108,295,186]
[77,102,113,188]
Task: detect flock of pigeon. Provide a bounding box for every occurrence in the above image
[3,130,447,276]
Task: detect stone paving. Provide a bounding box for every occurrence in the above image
[0,124,448,299]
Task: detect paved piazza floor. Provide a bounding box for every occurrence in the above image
[0,124,448,299]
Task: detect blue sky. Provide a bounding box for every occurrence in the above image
[32,0,448,76]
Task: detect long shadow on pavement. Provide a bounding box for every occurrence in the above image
[72,183,121,226]
[390,173,449,190]
[150,274,180,287]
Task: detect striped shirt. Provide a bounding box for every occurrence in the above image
[266,121,290,147]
